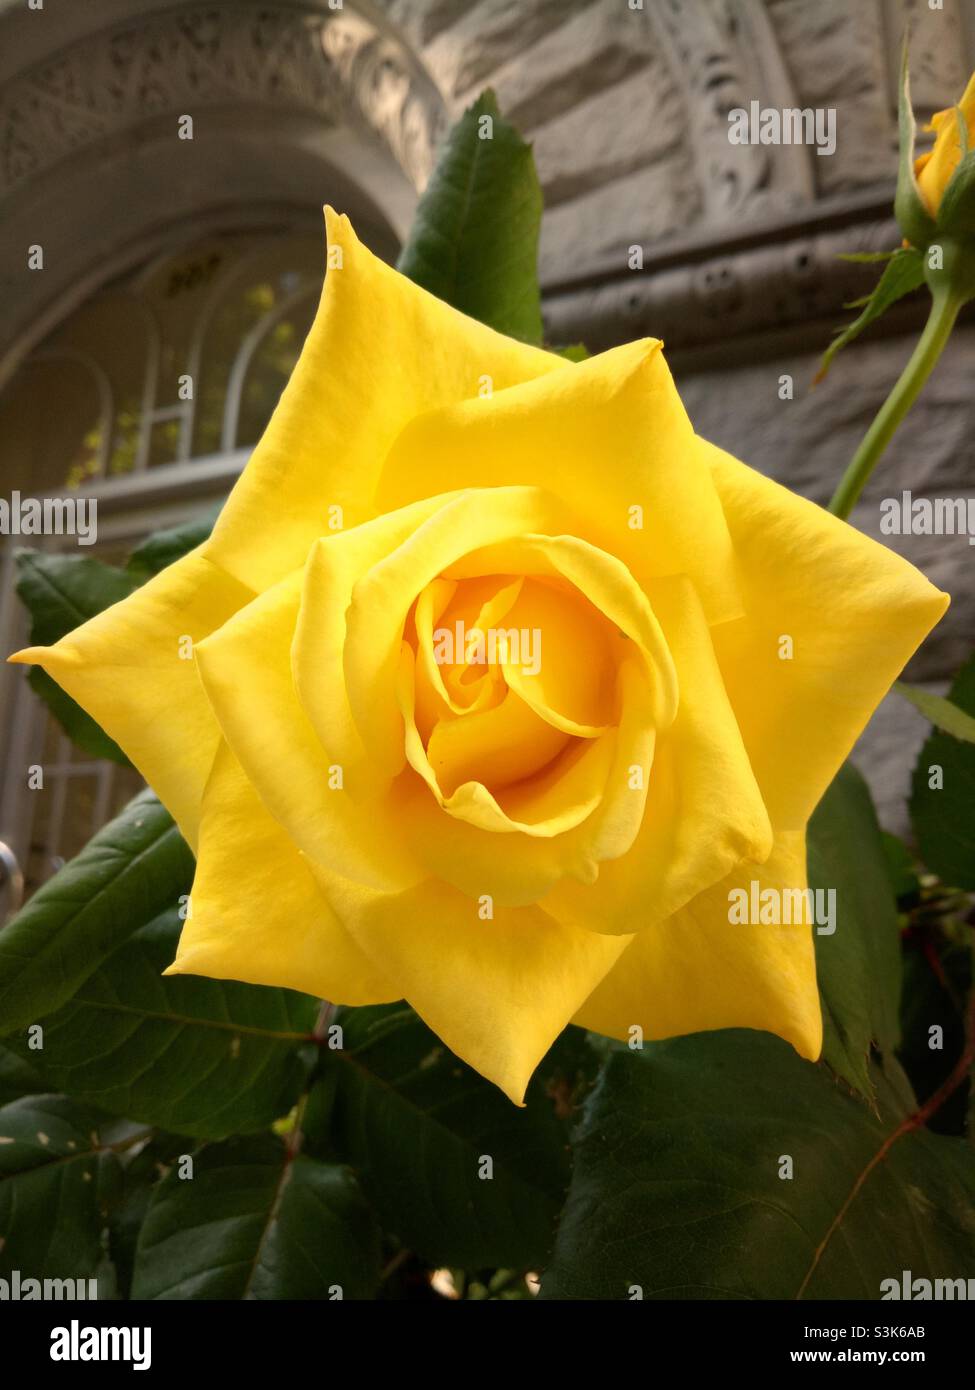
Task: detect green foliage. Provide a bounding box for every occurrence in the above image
[815,246,925,383]
[881,831,921,902]
[126,508,219,581]
[894,41,938,250]
[911,654,975,889]
[0,790,193,1034]
[897,677,975,743]
[131,1135,381,1300]
[0,1095,126,1289]
[552,343,590,361]
[131,1134,381,1295]
[808,763,902,1099]
[540,1031,975,1300]
[397,91,544,344]
[6,912,318,1139]
[899,935,971,1136]
[14,551,138,648]
[0,1043,45,1107]
[307,1005,589,1269]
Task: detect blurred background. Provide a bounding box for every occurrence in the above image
[0,0,973,909]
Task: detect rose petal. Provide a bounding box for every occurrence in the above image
[499,578,616,736]
[205,208,565,591]
[572,832,821,1062]
[915,71,975,216]
[167,740,397,1004]
[542,574,773,934]
[293,494,453,785]
[392,650,654,902]
[375,336,742,624]
[308,865,633,1105]
[705,439,950,831]
[9,551,252,849]
[342,487,573,778]
[398,642,608,835]
[195,571,421,892]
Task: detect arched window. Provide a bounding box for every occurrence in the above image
[0,229,333,905]
[0,231,325,491]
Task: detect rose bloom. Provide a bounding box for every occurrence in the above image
[915,69,975,217]
[13,210,947,1102]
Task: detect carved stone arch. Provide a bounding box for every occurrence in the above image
[649,0,817,221]
[0,0,448,385]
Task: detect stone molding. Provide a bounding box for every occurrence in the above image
[0,0,446,199]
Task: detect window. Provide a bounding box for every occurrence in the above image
[0,230,324,490]
[0,228,326,907]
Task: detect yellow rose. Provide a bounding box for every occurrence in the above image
[11,209,948,1103]
[915,71,975,217]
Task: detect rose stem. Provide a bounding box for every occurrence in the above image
[827,282,963,521]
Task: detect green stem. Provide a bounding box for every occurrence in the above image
[828,284,963,520]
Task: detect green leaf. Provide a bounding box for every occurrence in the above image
[14,551,137,648]
[131,1134,381,1299]
[0,1094,126,1288]
[0,1042,45,1106]
[540,1030,975,1300]
[899,937,971,1136]
[15,550,140,764]
[308,1005,589,1269]
[807,763,902,1100]
[397,90,544,343]
[881,831,921,901]
[894,41,938,249]
[8,911,317,1139]
[0,790,193,1035]
[836,251,899,264]
[911,654,975,889]
[814,246,924,382]
[126,507,220,581]
[109,1132,190,1299]
[552,343,590,361]
[896,678,975,744]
